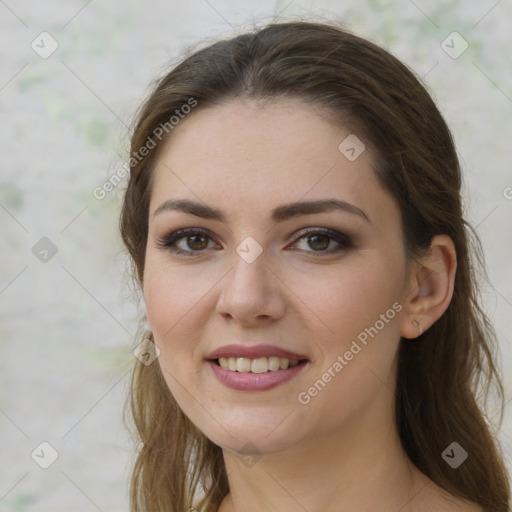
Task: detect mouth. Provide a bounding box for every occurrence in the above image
[205,344,310,391]
[210,356,308,373]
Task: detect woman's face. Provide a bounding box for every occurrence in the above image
[143,98,412,454]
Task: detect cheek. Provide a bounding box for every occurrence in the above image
[140,250,405,447]
[290,265,403,434]
[143,259,216,342]
[296,257,404,406]
[143,264,206,415]
[142,259,222,395]
[292,256,403,340]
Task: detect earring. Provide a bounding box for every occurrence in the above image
[412,318,423,336]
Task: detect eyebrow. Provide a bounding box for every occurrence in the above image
[153,198,370,223]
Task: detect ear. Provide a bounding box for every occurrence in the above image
[400,234,457,339]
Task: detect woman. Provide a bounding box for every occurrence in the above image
[120,21,510,512]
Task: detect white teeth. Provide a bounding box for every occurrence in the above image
[251,358,268,373]
[236,357,251,372]
[217,356,302,373]
[268,356,280,371]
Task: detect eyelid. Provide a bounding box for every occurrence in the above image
[288,227,354,254]
[154,227,218,254]
[155,226,354,256]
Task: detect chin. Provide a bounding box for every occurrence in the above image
[195,409,307,455]
[214,430,301,457]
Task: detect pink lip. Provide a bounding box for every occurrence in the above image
[207,359,308,391]
[207,344,308,361]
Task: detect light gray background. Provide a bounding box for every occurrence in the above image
[1,1,511,510]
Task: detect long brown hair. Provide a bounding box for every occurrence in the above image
[120,20,511,512]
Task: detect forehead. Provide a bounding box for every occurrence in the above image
[149,98,396,226]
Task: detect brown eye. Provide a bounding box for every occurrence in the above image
[186,234,209,251]
[156,228,218,256]
[306,234,331,251]
[289,228,354,256]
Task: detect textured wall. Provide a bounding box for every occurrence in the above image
[1,1,511,510]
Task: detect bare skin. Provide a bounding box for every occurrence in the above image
[144,98,482,512]
[217,482,483,512]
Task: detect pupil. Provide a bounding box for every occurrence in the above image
[188,235,207,250]
[309,234,329,251]
[185,234,330,251]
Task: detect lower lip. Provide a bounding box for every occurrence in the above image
[207,360,308,391]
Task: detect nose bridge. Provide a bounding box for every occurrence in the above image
[239,240,267,275]
[229,241,270,300]
[216,238,285,322]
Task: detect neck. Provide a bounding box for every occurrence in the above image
[220,406,427,512]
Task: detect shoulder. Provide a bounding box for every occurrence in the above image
[406,469,484,512]
[440,500,484,512]
[412,481,484,512]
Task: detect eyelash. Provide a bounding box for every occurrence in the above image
[155,227,354,257]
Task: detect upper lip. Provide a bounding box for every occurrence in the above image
[207,344,308,361]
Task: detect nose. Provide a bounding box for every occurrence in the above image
[215,245,287,326]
